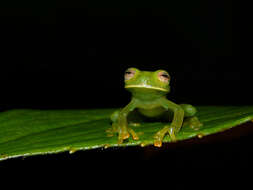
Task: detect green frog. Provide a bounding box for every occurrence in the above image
[109,68,202,147]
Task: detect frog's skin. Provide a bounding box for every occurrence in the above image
[109,68,202,147]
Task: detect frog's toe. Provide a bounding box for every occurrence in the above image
[153,126,177,147]
[154,139,162,147]
[190,122,203,130]
[153,129,167,147]
[184,116,203,130]
[121,131,130,140]
[190,118,203,130]
[105,128,112,133]
[105,128,114,137]
[128,128,139,140]
[111,124,139,143]
[118,131,130,144]
[118,138,124,144]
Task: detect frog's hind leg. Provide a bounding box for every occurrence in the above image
[183,116,203,130]
[106,110,121,136]
[180,104,203,130]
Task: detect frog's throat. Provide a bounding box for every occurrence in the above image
[125,85,168,92]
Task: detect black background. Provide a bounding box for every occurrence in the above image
[0,0,253,170]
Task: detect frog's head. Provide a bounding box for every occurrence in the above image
[124,68,170,94]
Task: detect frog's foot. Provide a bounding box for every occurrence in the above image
[107,123,139,143]
[183,116,203,130]
[153,126,176,147]
[105,128,115,137]
[118,127,139,144]
[106,123,119,137]
[118,128,130,144]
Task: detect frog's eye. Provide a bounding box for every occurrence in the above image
[158,71,170,83]
[124,68,136,80]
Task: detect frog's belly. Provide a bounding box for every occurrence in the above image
[138,107,166,118]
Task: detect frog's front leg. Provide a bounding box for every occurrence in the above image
[154,99,184,147]
[110,99,139,144]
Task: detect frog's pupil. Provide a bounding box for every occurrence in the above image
[125,71,132,74]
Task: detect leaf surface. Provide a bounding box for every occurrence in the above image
[0,106,253,161]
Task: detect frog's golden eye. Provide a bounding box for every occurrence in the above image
[124,68,136,80]
[158,71,170,83]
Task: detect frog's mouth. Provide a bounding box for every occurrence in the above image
[125,85,168,92]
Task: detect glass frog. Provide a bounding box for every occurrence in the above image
[109,68,202,147]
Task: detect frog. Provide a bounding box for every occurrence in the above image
[109,67,202,147]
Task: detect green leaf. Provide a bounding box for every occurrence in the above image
[0,106,253,161]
